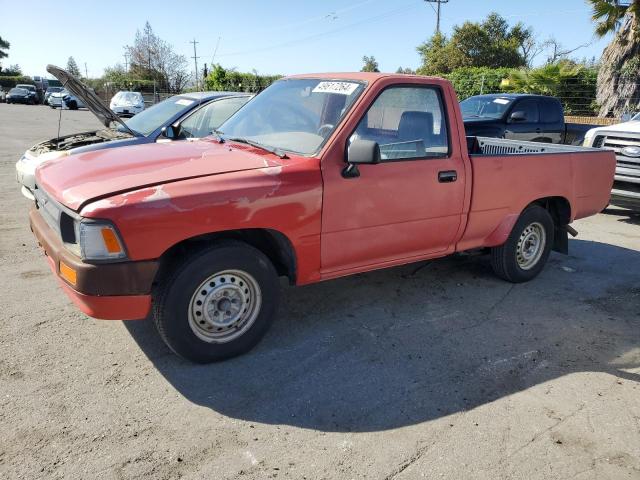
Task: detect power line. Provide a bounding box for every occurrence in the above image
[218,1,422,58]
[424,0,449,34]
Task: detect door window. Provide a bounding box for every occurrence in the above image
[350,86,449,161]
[181,97,251,138]
[540,98,562,123]
[513,99,540,123]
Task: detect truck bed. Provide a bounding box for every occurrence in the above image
[458,136,616,251]
[467,136,595,155]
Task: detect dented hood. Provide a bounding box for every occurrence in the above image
[36,139,283,211]
[46,65,139,136]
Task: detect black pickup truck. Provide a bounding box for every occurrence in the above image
[461,94,594,146]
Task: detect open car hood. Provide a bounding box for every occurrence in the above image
[46,65,140,137]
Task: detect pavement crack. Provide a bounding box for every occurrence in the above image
[503,402,587,461]
[460,284,515,331]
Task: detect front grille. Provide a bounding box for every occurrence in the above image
[597,134,640,179]
[33,186,78,246]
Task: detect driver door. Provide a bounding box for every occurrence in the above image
[320,84,466,275]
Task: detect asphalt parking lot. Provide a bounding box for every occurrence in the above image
[0,102,639,480]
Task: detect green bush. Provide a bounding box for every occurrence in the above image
[205,65,281,93]
[0,76,33,89]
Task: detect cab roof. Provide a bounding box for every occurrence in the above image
[285,72,444,83]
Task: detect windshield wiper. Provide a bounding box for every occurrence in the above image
[225,136,289,159]
[210,128,226,144]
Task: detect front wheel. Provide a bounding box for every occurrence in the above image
[491,205,554,283]
[153,241,280,363]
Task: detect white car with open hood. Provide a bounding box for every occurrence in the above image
[15,65,252,200]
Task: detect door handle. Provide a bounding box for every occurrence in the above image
[535,128,541,133]
[438,170,457,183]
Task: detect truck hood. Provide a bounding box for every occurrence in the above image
[588,120,640,136]
[46,64,139,137]
[36,139,283,211]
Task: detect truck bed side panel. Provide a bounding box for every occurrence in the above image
[457,150,615,251]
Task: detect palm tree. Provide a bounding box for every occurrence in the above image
[588,0,640,116]
[0,36,9,60]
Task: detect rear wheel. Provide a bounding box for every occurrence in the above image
[153,241,280,363]
[491,205,554,283]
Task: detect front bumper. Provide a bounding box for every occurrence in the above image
[111,105,143,116]
[29,208,159,320]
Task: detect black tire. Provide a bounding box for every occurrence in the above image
[491,205,554,283]
[153,240,280,363]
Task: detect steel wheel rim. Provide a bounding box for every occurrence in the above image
[188,269,262,343]
[516,222,546,270]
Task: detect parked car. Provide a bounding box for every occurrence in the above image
[109,91,145,117]
[6,87,33,104]
[48,89,68,108]
[461,94,595,146]
[15,84,39,104]
[583,113,640,210]
[16,65,251,199]
[44,86,63,104]
[29,72,615,363]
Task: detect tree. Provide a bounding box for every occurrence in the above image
[395,67,416,74]
[542,37,590,64]
[126,21,189,92]
[502,62,598,115]
[0,36,9,60]
[66,56,81,77]
[0,63,21,76]
[361,55,380,72]
[588,0,640,116]
[417,13,531,74]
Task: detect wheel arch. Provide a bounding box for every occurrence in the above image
[527,196,572,254]
[154,228,297,287]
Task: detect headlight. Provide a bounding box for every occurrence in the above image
[75,220,127,261]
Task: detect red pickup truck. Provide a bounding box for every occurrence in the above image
[30,73,615,363]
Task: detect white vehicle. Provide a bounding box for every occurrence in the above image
[583,112,640,210]
[109,91,145,117]
[48,89,86,110]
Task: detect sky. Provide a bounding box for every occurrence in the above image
[0,0,612,80]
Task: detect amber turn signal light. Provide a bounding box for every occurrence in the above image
[100,227,123,254]
[59,261,77,286]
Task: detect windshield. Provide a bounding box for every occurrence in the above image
[9,88,27,94]
[120,95,204,136]
[460,96,514,119]
[16,84,35,92]
[112,91,143,104]
[218,78,365,155]
[47,87,63,93]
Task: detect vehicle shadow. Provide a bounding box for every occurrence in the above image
[125,239,640,433]
[603,207,640,225]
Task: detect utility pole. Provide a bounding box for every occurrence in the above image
[190,38,200,90]
[211,36,221,67]
[123,52,130,73]
[424,0,449,34]
[84,62,88,78]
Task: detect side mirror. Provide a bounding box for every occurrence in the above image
[160,124,182,140]
[347,138,381,165]
[342,139,381,179]
[509,111,527,122]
